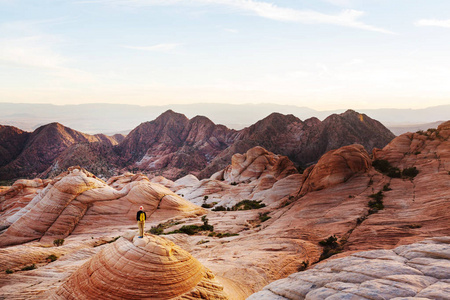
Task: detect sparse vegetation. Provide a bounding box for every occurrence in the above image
[297,260,309,271]
[406,223,422,229]
[382,183,392,191]
[148,220,183,235]
[259,212,271,222]
[5,269,13,274]
[208,232,239,238]
[402,167,419,178]
[232,200,266,211]
[46,254,58,262]
[212,205,227,211]
[168,216,213,235]
[230,182,238,186]
[107,236,121,243]
[21,264,36,271]
[373,159,418,179]
[149,225,164,235]
[372,159,401,178]
[201,201,217,209]
[318,235,342,261]
[368,191,384,214]
[53,239,64,247]
[197,239,210,245]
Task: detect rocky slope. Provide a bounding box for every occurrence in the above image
[0,121,448,299]
[248,236,450,300]
[0,125,30,170]
[50,233,228,300]
[0,123,122,180]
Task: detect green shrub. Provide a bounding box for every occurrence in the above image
[231,200,266,211]
[21,264,36,271]
[213,232,239,238]
[319,235,338,248]
[369,191,384,202]
[402,167,419,178]
[53,239,64,247]
[259,212,271,222]
[373,159,401,178]
[170,225,201,235]
[297,260,309,272]
[230,182,238,186]
[368,191,384,213]
[372,159,392,174]
[382,184,392,191]
[169,217,214,235]
[212,205,227,211]
[150,225,164,235]
[46,254,58,262]
[5,269,13,274]
[201,203,213,208]
[318,235,342,261]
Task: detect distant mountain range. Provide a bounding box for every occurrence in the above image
[0,109,395,181]
[0,102,448,135]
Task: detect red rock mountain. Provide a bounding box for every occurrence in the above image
[0,123,121,180]
[0,110,394,181]
[0,125,30,169]
[118,109,394,179]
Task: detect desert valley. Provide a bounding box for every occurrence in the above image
[0,110,449,299]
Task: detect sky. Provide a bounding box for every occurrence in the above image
[1,0,450,110]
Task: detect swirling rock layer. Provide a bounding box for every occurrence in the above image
[248,236,450,300]
[51,234,228,300]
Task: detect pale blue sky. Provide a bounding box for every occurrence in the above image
[1,0,450,109]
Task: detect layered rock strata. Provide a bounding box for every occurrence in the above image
[0,167,205,247]
[248,236,450,300]
[50,233,228,300]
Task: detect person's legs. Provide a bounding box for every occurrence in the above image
[138,221,144,237]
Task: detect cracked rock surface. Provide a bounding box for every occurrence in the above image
[247,236,450,300]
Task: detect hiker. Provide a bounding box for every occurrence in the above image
[136,206,146,238]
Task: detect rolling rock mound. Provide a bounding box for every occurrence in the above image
[0,167,204,247]
[299,144,371,196]
[248,236,450,300]
[50,233,228,300]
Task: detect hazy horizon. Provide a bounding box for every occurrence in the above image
[1,1,450,110]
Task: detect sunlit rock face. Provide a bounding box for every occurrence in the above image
[248,236,450,300]
[299,144,371,196]
[0,167,205,247]
[50,234,229,300]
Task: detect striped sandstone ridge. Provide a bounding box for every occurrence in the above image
[247,236,450,300]
[50,233,228,300]
[0,167,205,247]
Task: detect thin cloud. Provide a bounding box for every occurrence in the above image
[79,0,393,34]
[0,20,95,82]
[415,19,450,28]
[122,43,182,52]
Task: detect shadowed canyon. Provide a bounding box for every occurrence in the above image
[0,112,449,299]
